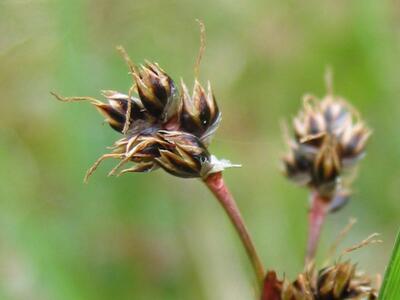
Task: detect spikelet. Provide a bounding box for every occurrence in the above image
[180,79,221,145]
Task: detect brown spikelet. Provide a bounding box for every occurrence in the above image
[180,80,221,144]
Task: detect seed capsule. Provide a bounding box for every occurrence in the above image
[154,131,212,178]
[133,62,179,122]
[95,90,148,133]
[179,80,221,144]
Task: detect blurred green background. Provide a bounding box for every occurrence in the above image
[1,0,399,299]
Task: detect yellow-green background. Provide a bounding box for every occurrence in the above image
[1,1,399,299]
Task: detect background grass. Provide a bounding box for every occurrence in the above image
[1,0,399,299]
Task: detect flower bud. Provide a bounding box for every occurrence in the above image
[134,62,179,122]
[154,131,211,178]
[95,90,147,133]
[179,80,221,144]
[94,102,127,133]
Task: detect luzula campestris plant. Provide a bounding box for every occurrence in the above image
[282,72,371,263]
[51,23,265,287]
[51,19,380,299]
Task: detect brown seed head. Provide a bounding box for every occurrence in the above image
[52,48,235,182]
[263,262,378,300]
[283,79,370,200]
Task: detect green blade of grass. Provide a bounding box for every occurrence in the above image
[379,230,400,299]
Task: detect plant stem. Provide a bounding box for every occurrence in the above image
[261,271,282,300]
[203,172,265,287]
[305,191,329,265]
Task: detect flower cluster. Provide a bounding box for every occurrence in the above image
[263,262,378,300]
[285,262,378,300]
[283,89,370,201]
[53,58,235,182]
[53,35,379,299]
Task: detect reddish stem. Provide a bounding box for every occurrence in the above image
[305,191,330,264]
[203,172,265,287]
[261,271,283,300]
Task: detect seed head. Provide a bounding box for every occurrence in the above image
[263,262,378,300]
[285,262,378,300]
[52,48,236,182]
[283,77,371,199]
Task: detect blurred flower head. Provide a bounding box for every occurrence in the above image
[263,262,378,300]
[282,74,371,200]
[284,262,378,300]
[52,49,236,182]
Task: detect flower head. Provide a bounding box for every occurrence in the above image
[263,262,378,300]
[283,76,370,200]
[284,262,378,300]
[52,48,236,182]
